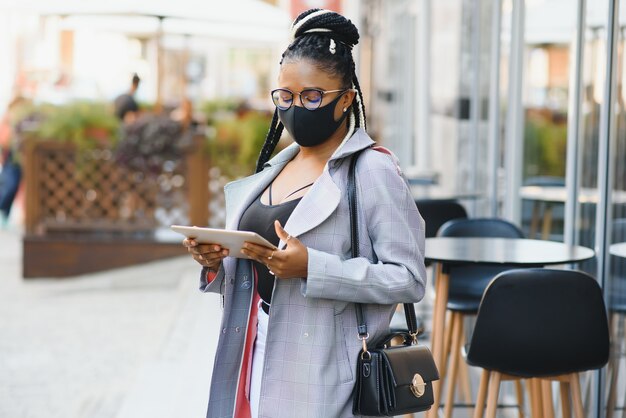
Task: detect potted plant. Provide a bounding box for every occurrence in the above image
[20,101,120,150]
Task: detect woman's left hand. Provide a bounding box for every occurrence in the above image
[241,220,308,279]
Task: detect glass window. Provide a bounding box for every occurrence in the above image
[606,1,626,416]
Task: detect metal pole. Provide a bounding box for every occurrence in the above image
[564,0,586,246]
[595,0,619,415]
[416,0,431,171]
[469,0,482,214]
[156,15,164,109]
[504,0,525,224]
[487,0,502,217]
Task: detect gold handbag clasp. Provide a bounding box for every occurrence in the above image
[410,373,426,398]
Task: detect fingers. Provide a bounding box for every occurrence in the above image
[182,237,197,248]
[241,239,308,279]
[274,220,293,245]
[193,249,227,269]
[241,242,276,261]
[191,252,211,267]
[182,239,228,268]
[187,243,227,257]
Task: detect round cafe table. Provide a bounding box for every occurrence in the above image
[424,237,595,418]
[610,242,626,258]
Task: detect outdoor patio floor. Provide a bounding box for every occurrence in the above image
[0,226,570,418]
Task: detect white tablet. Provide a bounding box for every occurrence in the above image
[170,225,277,259]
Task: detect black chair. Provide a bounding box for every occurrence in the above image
[390,202,465,355]
[415,199,468,239]
[437,218,524,418]
[415,199,467,272]
[606,218,626,417]
[467,268,610,418]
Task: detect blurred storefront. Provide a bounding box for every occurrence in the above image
[0,0,290,110]
[354,0,626,416]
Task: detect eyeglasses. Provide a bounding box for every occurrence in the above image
[270,88,348,111]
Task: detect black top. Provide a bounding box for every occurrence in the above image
[425,237,595,266]
[114,93,139,120]
[239,193,301,313]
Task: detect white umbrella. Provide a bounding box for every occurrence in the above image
[0,0,289,28]
[0,0,290,103]
[56,13,288,43]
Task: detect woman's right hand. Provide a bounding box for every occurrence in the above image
[183,238,229,271]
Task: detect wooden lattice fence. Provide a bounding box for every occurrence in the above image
[22,136,211,277]
[24,137,209,234]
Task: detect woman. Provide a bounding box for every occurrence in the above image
[184,9,426,418]
[0,97,25,226]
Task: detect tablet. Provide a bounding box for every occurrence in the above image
[170,225,277,259]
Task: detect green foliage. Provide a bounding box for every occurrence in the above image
[15,101,120,151]
[200,99,239,124]
[205,110,272,179]
[523,111,568,179]
[199,99,274,179]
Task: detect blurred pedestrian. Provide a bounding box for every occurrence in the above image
[114,73,141,123]
[0,97,26,226]
[170,98,198,131]
[183,8,426,418]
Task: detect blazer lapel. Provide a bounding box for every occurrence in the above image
[224,129,374,248]
[280,168,341,247]
[224,144,300,230]
[225,167,280,230]
[279,128,375,245]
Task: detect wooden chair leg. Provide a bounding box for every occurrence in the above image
[541,204,554,240]
[485,372,502,418]
[459,353,473,404]
[473,370,490,418]
[514,380,525,418]
[606,350,619,418]
[444,313,463,418]
[570,373,584,418]
[560,381,571,418]
[528,379,543,418]
[605,313,619,418]
[541,379,555,418]
[530,201,540,238]
[427,264,449,418]
[441,311,454,378]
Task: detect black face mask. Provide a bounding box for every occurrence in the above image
[278,93,349,147]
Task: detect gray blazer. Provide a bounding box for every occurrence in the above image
[200,128,427,418]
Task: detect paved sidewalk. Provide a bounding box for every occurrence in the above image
[0,228,222,418]
[0,225,523,418]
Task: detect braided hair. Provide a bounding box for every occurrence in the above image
[255,8,367,173]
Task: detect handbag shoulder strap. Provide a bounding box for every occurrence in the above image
[348,149,419,343]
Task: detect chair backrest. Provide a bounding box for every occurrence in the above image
[466,268,610,377]
[438,217,524,239]
[437,218,525,298]
[415,199,468,239]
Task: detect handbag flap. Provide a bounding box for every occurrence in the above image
[381,345,439,387]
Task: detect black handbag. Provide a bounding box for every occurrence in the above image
[347,150,439,416]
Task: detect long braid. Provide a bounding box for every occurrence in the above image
[255,8,368,172]
[352,68,367,130]
[255,109,283,173]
